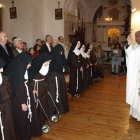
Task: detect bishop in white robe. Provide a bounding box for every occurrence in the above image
[125,33,140,121]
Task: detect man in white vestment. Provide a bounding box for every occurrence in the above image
[125,31,140,121]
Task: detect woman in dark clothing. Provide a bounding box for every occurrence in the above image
[0,58,19,140]
[34,44,41,57]
[86,44,104,81]
[28,52,51,127]
[67,40,83,97]
[80,44,88,91]
[29,47,35,58]
[5,53,42,140]
[47,44,69,117]
[85,48,92,86]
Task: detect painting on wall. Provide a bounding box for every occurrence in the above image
[55,8,62,20]
[108,28,119,49]
[10,7,17,19]
[0,8,2,31]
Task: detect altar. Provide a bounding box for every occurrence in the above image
[92,0,130,48]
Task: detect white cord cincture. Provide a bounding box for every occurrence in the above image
[33,79,45,108]
[76,69,78,91]
[0,111,5,140]
[24,81,32,122]
[55,76,59,103]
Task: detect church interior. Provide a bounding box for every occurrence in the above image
[0,0,140,140]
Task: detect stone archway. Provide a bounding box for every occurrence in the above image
[64,0,131,22]
[64,0,131,44]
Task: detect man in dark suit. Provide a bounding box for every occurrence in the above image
[0,31,14,66]
[12,38,23,57]
[40,35,53,54]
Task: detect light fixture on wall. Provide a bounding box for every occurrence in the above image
[58,1,60,8]
[132,8,136,13]
[105,17,112,22]
[11,0,15,7]
[0,4,2,8]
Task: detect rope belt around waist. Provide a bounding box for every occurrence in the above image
[76,69,78,91]
[24,81,32,122]
[91,67,92,77]
[0,111,5,140]
[55,76,59,103]
[33,78,45,108]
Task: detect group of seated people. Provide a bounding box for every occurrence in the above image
[0,31,104,140]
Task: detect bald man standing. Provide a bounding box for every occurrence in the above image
[0,31,14,66]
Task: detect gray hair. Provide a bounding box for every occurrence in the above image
[53,39,59,44]
[45,35,51,41]
[135,31,140,36]
[13,38,22,46]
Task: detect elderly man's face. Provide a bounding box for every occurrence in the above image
[49,36,53,44]
[59,36,64,43]
[136,33,140,44]
[0,32,8,45]
[53,41,58,47]
[65,41,69,46]
[16,40,23,50]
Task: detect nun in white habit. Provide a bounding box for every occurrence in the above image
[68,40,83,97]
[80,44,88,91]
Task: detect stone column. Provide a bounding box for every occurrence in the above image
[64,12,77,41]
[98,26,101,43]
[103,7,106,20]
[84,22,93,44]
[103,26,106,43]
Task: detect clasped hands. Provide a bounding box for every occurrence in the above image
[21,90,37,111]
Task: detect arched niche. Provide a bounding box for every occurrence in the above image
[109,8,120,20]
[108,28,119,48]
